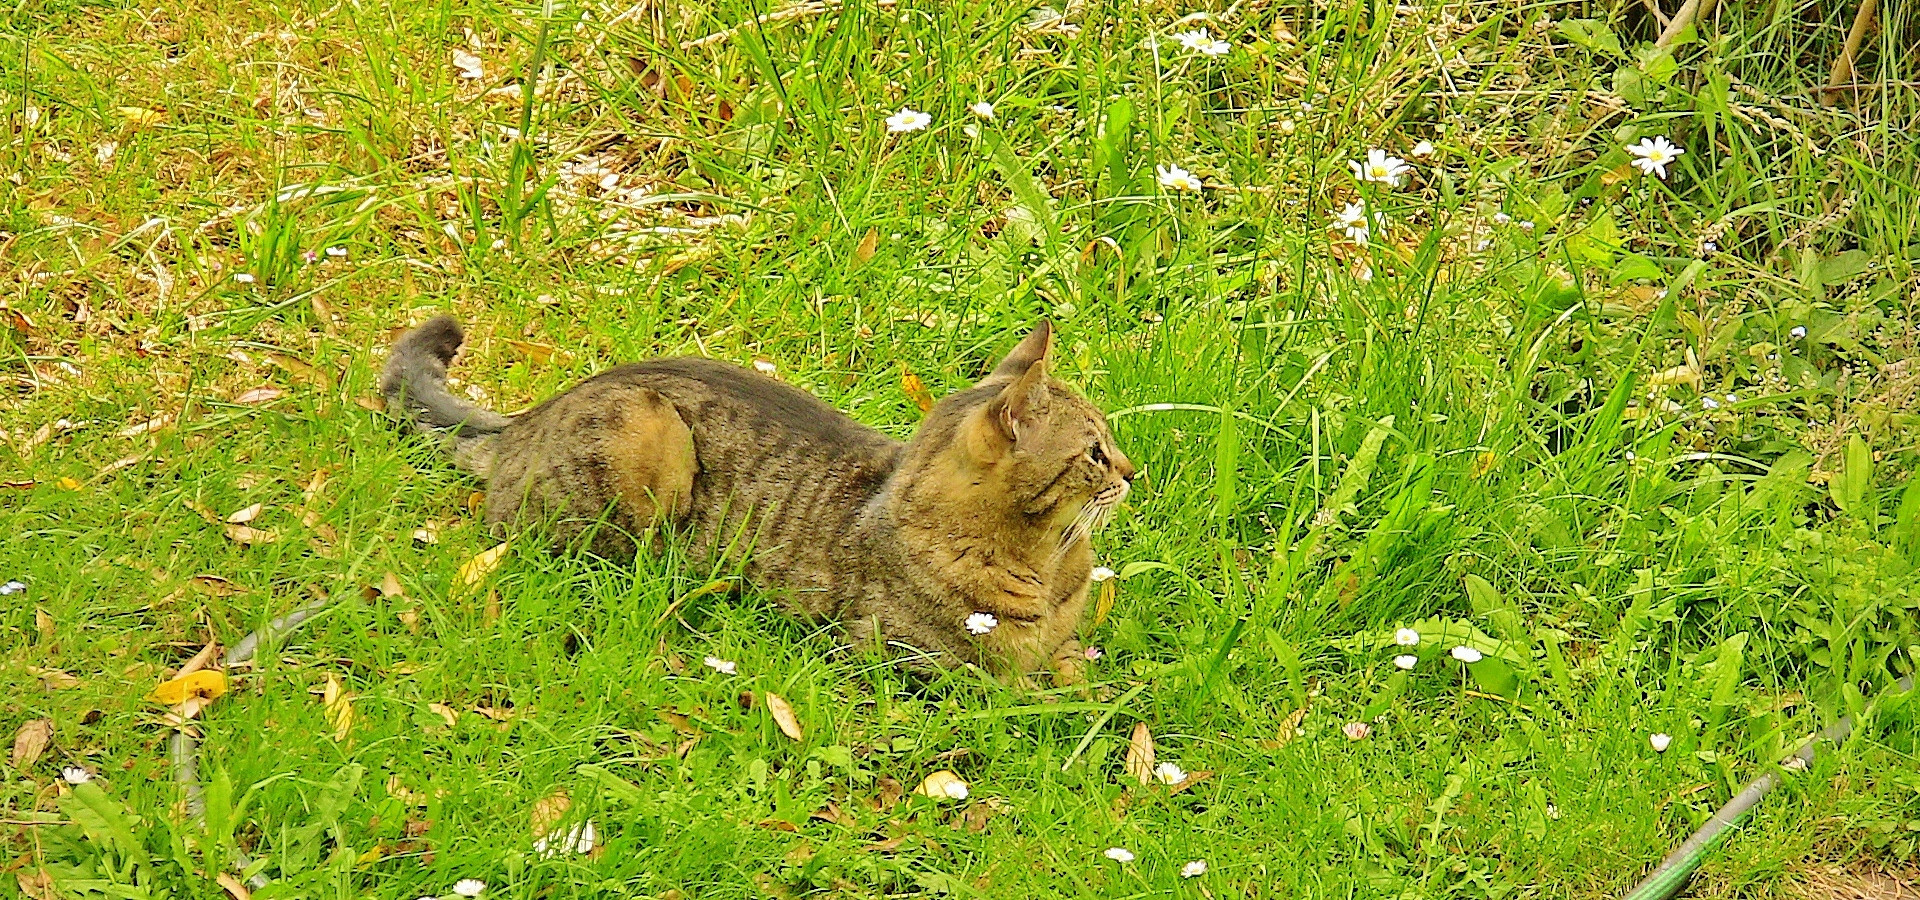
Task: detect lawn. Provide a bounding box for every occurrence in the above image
[4,0,1919,897]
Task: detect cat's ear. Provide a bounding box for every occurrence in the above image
[987,321,1052,380]
[985,327,1050,443]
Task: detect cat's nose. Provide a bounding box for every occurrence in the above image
[1112,448,1138,482]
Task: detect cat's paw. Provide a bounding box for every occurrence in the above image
[1049,640,1088,688]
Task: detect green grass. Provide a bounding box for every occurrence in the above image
[4,0,1919,897]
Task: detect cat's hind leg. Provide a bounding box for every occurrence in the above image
[603,387,697,535]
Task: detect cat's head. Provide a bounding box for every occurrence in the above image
[904,323,1136,548]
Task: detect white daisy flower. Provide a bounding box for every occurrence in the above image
[885,107,931,133]
[1103,847,1135,863]
[1152,761,1187,785]
[702,656,737,675]
[1180,860,1207,878]
[968,101,995,120]
[1626,136,1684,179]
[1789,325,1807,339]
[534,820,597,857]
[325,246,348,258]
[61,766,91,784]
[95,141,119,164]
[1393,655,1417,670]
[1392,627,1420,647]
[1517,220,1535,231]
[1492,212,1512,224]
[452,49,484,80]
[1090,566,1116,582]
[1172,29,1212,51]
[1331,201,1370,245]
[0,580,26,595]
[1197,38,1231,56]
[1649,733,1672,752]
[1155,163,1202,192]
[1410,140,1435,157]
[233,273,256,284]
[452,879,485,897]
[1342,721,1371,741]
[1450,646,1483,663]
[964,612,999,635]
[1350,149,1411,187]
[1701,397,1720,410]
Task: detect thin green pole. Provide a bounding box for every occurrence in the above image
[1623,675,1914,900]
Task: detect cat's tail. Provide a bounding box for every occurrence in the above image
[381,316,510,473]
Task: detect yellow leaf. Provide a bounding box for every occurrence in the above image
[151,670,228,705]
[913,769,970,801]
[1092,578,1117,627]
[26,667,80,689]
[459,542,511,589]
[850,227,878,269]
[1123,722,1154,785]
[899,368,934,414]
[56,477,83,491]
[322,674,354,741]
[226,503,263,524]
[428,702,458,728]
[765,692,803,741]
[117,106,165,127]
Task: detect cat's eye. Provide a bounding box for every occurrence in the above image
[1089,443,1107,465]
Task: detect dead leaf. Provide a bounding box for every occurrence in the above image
[459,542,511,589]
[412,522,441,544]
[117,414,173,438]
[765,692,803,741]
[914,769,969,801]
[226,503,264,524]
[190,575,245,597]
[483,589,501,624]
[223,524,278,545]
[377,571,404,599]
[505,340,563,364]
[16,869,56,900]
[472,704,515,722]
[398,609,421,634]
[810,801,856,827]
[233,387,284,405]
[11,718,53,769]
[151,670,228,705]
[658,708,703,736]
[900,368,935,413]
[35,606,54,641]
[1165,769,1214,795]
[1124,723,1155,785]
[322,674,354,741]
[183,499,222,522]
[214,872,251,900]
[428,702,459,728]
[27,667,81,690]
[355,395,385,413]
[1263,706,1310,749]
[386,774,431,806]
[530,790,571,836]
[850,227,879,269]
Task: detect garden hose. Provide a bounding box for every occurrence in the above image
[1623,674,1915,900]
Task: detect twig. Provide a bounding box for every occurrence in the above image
[1821,0,1879,107]
[1654,0,1719,50]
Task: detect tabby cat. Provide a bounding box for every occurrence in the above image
[381,318,1135,678]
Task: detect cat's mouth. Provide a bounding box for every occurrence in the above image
[1059,481,1128,548]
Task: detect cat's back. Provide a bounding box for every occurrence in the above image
[593,357,898,461]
